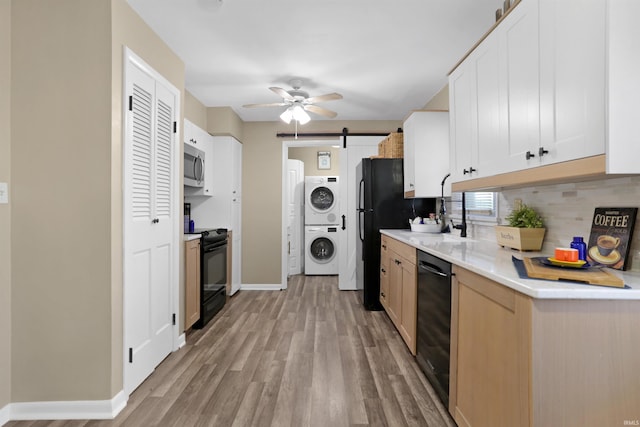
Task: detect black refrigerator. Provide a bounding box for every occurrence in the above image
[356,158,435,310]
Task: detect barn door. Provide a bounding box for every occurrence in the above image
[123,49,179,395]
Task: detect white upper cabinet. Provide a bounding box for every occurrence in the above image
[500,0,542,171]
[449,57,478,183]
[538,0,606,167]
[607,0,640,174]
[403,111,451,197]
[449,0,611,186]
[184,119,214,196]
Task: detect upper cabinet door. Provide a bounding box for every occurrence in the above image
[449,62,478,183]
[500,0,541,172]
[539,0,606,165]
[404,111,451,198]
[607,0,640,173]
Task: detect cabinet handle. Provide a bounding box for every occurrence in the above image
[409,183,414,188]
[381,268,386,273]
[463,167,477,175]
[382,244,387,249]
[380,292,385,298]
[395,259,401,265]
[539,147,549,157]
[526,151,535,160]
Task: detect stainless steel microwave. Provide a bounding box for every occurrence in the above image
[184,144,205,187]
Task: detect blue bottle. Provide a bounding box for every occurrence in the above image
[571,236,587,261]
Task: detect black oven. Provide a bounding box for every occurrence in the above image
[193,228,228,329]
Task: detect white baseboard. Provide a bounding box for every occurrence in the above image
[240,284,283,291]
[7,390,126,422]
[177,333,186,349]
[0,403,9,427]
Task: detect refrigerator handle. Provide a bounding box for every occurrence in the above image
[358,209,364,242]
[358,178,365,211]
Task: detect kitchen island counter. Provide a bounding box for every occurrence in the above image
[381,229,640,299]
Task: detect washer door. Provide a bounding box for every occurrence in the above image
[309,236,336,263]
[309,186,335,213]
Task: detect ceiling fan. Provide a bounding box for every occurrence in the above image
[242,79,343,124]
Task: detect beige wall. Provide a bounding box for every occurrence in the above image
[11,0,113,402]
[9,0,184,404]
[289,146,341,176]
[424,85,449,110]
[0,0,11,412]
[240,120,400,285]
[207,106,244,140]
[185,91,207,130]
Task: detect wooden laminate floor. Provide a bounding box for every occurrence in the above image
[7,275,456,427]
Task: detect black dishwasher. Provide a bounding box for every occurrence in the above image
[416,250,452,407]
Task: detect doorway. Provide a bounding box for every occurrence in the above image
[281,139,340,289]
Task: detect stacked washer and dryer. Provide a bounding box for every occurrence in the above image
[304,176,339,275]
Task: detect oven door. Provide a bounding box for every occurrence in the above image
[201,240,227,299]
[193,239,227,329]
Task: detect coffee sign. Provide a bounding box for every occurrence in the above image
[586,207,638,270]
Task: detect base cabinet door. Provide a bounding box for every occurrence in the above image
[185,239,200,329]
[398,258,417,354]
[450,266,531,427]
[387,256,402,327]
[380,235,418,355]
[380,239,390,309]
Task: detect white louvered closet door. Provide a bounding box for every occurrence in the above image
[123,52,178,396]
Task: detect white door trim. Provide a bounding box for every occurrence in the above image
[122,47,181,396]
[281,139,339,289]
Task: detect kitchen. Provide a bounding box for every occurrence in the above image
[2,0,640,426]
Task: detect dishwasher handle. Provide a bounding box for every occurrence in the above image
[419,261,450,278]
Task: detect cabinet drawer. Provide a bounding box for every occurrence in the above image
[384,235,416,265]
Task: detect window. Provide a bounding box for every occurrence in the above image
[450,191,497,222]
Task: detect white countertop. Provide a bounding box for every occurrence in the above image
[381,229,640,300]
[184,234,201,241]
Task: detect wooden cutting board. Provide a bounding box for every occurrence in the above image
[523,257,625,288]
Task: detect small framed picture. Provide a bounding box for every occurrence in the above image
[318,151,331,170]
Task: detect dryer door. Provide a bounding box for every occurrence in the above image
[308,186,336,213]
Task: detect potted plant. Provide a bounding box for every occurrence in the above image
[495,204,546,251]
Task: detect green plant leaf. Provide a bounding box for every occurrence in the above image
[505,204,544,228]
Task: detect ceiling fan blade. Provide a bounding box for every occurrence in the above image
[269,87,295,101]
[242,102,288,108]
[304,104,337,118]
[305,92,343,103]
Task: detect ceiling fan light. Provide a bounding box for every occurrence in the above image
[280,107,293,124]
[292,105,310,124]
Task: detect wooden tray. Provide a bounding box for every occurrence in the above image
[522,257,625,288]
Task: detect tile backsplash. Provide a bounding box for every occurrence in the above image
[469,175,640,271]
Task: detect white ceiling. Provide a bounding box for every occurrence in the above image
[127,0,498,122]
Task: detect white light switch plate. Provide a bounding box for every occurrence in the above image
[0,182,8,204]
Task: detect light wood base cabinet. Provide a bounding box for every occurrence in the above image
[185,239,200,329]
[380,239,390,310]
[380,235,418,355]
[450,265,640,427]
